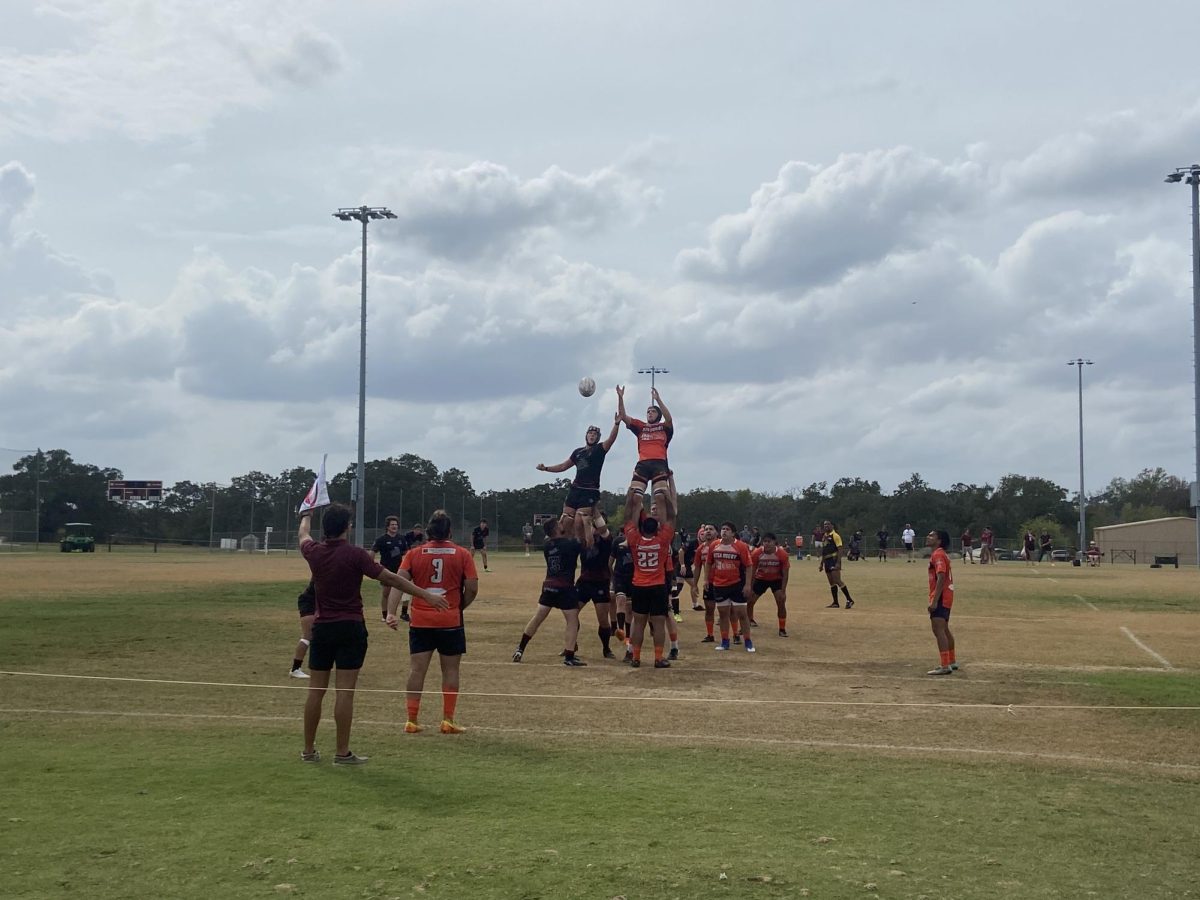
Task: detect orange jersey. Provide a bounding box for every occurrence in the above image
[928,547,954,608]
[624,521,674,587]
[695,538,716,580]
[709,539,751,588]
[627,418,672,461]
[751,545,790,582]
[401,541,478,628]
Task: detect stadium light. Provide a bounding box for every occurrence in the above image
[637,366,670,393]
[332,205,396,547]
[1067,359,1093,558]
[1163,165,1200,568]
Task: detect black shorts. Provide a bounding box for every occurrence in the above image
[308,620,368,671]
[632,459,671,484]
[904,542,914,551]
[612,574,632,596]
[409,626,467,656]
[822,559,839,573]
[576,581,611,605]
[703,583,714,604]
[752,579,782,597]
[297,583,316,617]
[713,584,745,605]
[539,587,579,610]
[565,485,601,510]
[472,539,486,550]
[930,604,952,621]
[630,584,669,617]
[680,562,695,578]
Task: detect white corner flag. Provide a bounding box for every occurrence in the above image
[298,454,330,514]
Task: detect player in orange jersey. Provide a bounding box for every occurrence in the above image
[691,524,719,642]
[616,384,676,513]
[925,529,957,675]
[389,510,479,734]
[750,532,791,637]
[622,488,676,669]
[709,521,755,653]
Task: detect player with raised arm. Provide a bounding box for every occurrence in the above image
[388,510,479,734]
[536,413,620,548]
[622,488,676,668]
[577,512,617,659]
[750,532,791,637]
[616,384,676,513]
[610,529,635,659]
[512,516,588,666]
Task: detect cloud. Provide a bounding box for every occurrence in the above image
[372,160,663,260]
[0,1,344,141]
[676,147,986,291]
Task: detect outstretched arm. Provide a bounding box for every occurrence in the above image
[298,511,314,547]
[601,411,621,451]
[624,486,643,522]
[651,387,672,428]
[537,457,575,474]
[616,384,633,426]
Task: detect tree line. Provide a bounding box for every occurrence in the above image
[0,449,1192,551]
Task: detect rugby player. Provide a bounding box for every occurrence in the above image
[289,579,316,679]
[709,521,755,653]
[623,488,677,668]
[536,412,620,548]
[750,532,791,637]
[925,529,957,675]
[577,513,617,659]
[389,510,478,734]
[616,384,676,514]
[610,530,635,658]
[692,524,719,642]
[371,516,409,622]
[820,520,855,609]
[512,516,587,666]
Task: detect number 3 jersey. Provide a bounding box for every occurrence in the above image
[623,521,675,587]
[400,541,478,628]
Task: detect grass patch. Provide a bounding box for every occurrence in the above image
[1074,670,1200,708]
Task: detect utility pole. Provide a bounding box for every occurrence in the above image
[1067,359,1093,557]
[333,205,397,546]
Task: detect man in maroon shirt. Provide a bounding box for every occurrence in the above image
[298,503,446,766]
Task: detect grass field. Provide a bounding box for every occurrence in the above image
[2,549,1198,899]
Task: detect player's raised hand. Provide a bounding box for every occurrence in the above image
[615,384,624,399]
[536,463,547,471]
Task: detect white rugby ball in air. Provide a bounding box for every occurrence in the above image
[578,376,596,397]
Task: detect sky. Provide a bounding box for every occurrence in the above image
[2,0,1199,498]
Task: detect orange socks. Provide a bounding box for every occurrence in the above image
[948,649,956,664]
[778,618,786,630]
[653,645,664,662]
[939,650,952,667]
[705,621,714,637]
[720,629,729,641]
[632,645,642,662]
[406,697,420,721]
[442,686,458,721]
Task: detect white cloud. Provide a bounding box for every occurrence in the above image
[0,1,344,141]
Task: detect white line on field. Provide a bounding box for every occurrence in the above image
[1074,594,1100,611]
[1119,627,1173,668]
[1,706,1197,774]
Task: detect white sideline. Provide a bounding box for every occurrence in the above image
[1119,627,1173,668]
[1073,594,1099,611]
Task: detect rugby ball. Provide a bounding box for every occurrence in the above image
[578,376,596,397]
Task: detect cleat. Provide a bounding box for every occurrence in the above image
[845,599,854,610]
[668,647,679,660]
[732,635,742,645]
[744,639,755,653]
[750,619,759,627]
[691,603,703,611]
[289,668,310,679]
[300,749,320,763]
[826,601,840,608]
[716,640,730,651]
[927,666,953,676]
[440,720,466,734]
[404,721,424,734]
[603,648,616,659]
[778,629,788,638]
[653,659,671,669]
[563,656,588,667]
[623,649,633,663]
[700,635,715,643]
[630,658,641,668]
[673,612,683,623]
[511,649,523,663]
[332,752,369,767]
[950,662,959,671]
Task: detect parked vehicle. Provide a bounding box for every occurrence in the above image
[60,522,96,553]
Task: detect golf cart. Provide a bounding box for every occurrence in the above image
[61,522,96,553]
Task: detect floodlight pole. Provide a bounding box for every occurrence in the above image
[1067,359,1093,557]
[637,366,669,395]
[1164,165,1200,568]
[333,205,396,547]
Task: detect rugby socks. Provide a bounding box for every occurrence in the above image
[671,597,680,615]
[830,586,839,604]
[705,620,714,638]
[564,649,577,661]
[720,627,730,642]
[518,633,532,653]
[939,650,952,668]
[948,648,956,665]
[599,626,612,652]
[670,639,679,652]
[631,644,642,663]
[291,658,304,672]
[653,644,664,662]
[840,586,854,603]
[778,617,787,632]
[407,697,421,722]
[442,686,458,721]
[616,611,627,631]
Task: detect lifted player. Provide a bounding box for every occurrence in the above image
[536,413,620,548]
[750,532,791,636]
[616,384,676,514]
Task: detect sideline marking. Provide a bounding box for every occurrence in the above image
[1119,627,1173,669]
[1,706,1197,774]
[1,670,1196,711]
[1074,594,1099,611]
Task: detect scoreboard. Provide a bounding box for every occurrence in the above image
[108,480,164,502]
